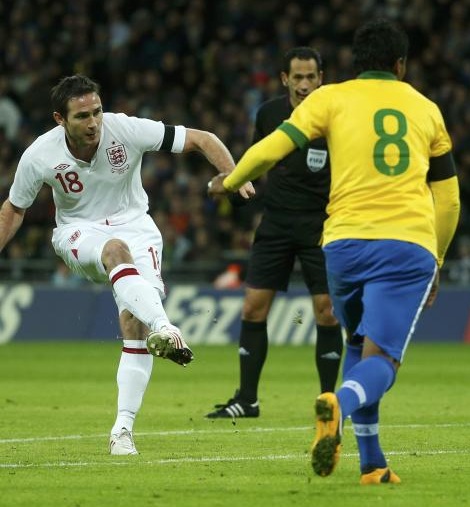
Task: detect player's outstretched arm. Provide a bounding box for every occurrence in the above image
[207,129,296,197]
[223,129,296,193]
[0,199,26,253]
[184,128,255,199]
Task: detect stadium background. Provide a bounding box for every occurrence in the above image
[0,0,469,343]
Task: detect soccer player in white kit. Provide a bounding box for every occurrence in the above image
[0,75,254,455]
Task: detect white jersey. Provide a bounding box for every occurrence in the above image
[9,112,186,226]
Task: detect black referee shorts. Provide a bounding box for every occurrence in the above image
[245,209,329,295]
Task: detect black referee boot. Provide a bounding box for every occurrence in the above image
[206,390,260,418]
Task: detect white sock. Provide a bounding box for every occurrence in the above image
[111,340,153,435]
[109,263,170,331]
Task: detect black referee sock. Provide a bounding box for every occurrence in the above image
[315,324,344,393]
[238,320,268,404]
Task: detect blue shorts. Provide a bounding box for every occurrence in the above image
[323,239,437,362]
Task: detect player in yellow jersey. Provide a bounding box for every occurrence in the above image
[208,19,460,484]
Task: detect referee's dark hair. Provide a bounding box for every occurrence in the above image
[282,47,323,74]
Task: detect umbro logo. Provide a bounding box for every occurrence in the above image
[53,163,70,171]
[68,230,81,244]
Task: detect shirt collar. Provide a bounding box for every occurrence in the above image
[357,71,398,80]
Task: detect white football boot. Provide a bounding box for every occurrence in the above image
[109,428,138,455]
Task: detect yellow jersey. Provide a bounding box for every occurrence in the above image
[279,71,452,257]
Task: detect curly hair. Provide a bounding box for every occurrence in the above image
[352,19,409,74]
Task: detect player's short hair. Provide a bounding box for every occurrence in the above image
[51,75,100,118]
[282,47,323,74]
[352,18,409,74]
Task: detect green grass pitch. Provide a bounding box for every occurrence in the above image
[1,341,470,507]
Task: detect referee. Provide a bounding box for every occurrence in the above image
[206,47,343,419]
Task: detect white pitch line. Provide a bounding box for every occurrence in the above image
[1,449,469,470]
[0,426,309,444]
[1,422,470,445]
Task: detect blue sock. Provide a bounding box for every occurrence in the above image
[336,355,396,419]
[351,402,387,472]
[342,342,362,377]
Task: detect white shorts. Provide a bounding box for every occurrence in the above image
[52,214,166,311]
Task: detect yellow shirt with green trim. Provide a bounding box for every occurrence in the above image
[280,71,452,258]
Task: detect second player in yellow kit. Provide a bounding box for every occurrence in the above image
[209,18,460,485]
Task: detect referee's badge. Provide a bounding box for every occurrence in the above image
[306,149,327,172]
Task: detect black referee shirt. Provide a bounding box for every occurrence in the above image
[253,95,330,213]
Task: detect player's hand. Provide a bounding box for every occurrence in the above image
[425,269,439,308]
[207,173,229,197]
[238,181,256,199]
[208,174,256,199]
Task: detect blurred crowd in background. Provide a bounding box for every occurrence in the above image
[0,0,469,286]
